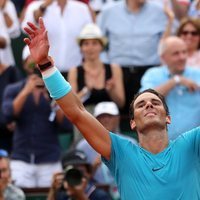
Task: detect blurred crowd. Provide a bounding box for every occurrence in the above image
[0,0,200,199]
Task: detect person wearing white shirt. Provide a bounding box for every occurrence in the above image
[21,0,93,75]
[0,0,20,66]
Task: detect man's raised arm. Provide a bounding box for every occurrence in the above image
[23,17,111,160]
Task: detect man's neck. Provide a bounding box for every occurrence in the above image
[138,129,169,154]
[126,0,143,12]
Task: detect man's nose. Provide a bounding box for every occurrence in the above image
[145,101,153,108]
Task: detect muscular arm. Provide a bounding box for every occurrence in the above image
[12,89,29,117]
[56,91,111,159]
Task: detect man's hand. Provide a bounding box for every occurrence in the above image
[22,75,44,95]
[24,18,50,65]
[179,76,200,92]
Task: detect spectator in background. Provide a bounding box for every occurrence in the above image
[140,36,200,139]
[0,31,21,153]
[68,23,125,145]
[1,45,65,188]
[47,149,112,200]
[68,23,125,109]
[97,0,167,127]
[0,0,20,66]
[21,0,93,77]
[76,101,137,199]
[177,17,200,67]
[0,149,25,200]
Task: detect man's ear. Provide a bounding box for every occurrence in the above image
[130,119,136,130]
[166,115,171,124]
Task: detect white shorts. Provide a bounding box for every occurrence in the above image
[11,160,62,188]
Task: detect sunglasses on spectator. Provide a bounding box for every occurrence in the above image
[0,149,8,158]
[181,31,199,36]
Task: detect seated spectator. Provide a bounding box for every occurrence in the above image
[140,36,200,139]
[0,149,25,200]
[68,23,125,109]
[1,46,65,188]
[76,102,137,199]
[47,149,112,200]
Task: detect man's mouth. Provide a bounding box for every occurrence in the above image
[144,112,156,117]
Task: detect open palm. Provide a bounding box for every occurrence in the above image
[24,18,50,64]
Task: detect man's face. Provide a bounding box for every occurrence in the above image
[130,92,170,132]
[162,40,187,74]
[97,114,119,132]
[0,158,10,189]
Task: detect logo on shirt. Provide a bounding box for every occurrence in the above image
[152,166,164,172]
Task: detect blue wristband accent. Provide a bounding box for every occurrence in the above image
[43,70,71,100]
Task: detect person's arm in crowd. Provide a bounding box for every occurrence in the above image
[13,75,44,116]
[92,155,102,176]
[0,0,20,38]
[161,4,175,40]
[0,37,6,49]
[155,75,200,96]
[47,172,64,200]
[170,0,189,20]
[67,67,89,102]
[24,18,111,160]
[106,64,125,108]
[33,0,53,23]
[0,0,12,27]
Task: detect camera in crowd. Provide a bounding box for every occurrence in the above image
[64,165,83,187]
[61,150,92,187]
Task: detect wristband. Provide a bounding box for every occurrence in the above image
[43,69,71,100]
[38,61,53,71]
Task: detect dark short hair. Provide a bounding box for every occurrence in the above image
[129,89,170,120]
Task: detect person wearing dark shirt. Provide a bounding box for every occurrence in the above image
[0,61,21,153]
[1,46,65,188]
